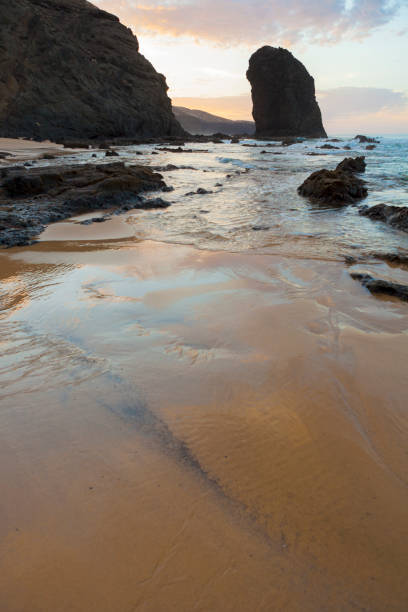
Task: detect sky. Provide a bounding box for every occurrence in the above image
[95,0,408,133]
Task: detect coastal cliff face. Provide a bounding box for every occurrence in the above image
[246,46,327,138]
[0,0,184,140]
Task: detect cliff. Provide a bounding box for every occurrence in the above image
[0,0,184,140]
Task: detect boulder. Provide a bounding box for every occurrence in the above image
[354,135,380,144]
[246,46,327,138]
[297,157,367,205]
[336,156,366,173]
[360,204,408,233]
[0,0,184,141]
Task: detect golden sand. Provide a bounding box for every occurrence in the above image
[0,240,407,611]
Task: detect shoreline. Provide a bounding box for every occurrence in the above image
[0,137,81,163]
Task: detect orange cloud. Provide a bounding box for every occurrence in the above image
[95,0,402,46]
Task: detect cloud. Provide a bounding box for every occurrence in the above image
[318,86,408,119]
[95,0,402,46]
[318,86,408,133]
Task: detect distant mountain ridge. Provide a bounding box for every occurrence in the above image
[173,106,255,136]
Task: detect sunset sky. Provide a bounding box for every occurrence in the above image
[95,0,408,133]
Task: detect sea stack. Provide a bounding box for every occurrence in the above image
[246,46,327,138]
[0,0,184,141]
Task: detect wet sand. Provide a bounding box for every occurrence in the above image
[1,239,408,611]
[0,138,81,163]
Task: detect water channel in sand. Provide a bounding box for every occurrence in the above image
[1,236,408,611]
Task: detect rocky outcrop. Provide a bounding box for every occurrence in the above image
[0,161,169,246]
[360,204,408,233]
[297,157,367,205]
[0,0,184,141]
[246,46,327,138]
[351,273,408,302]
[336,156,366,174]
[354,135,380,144]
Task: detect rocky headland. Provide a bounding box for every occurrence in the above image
[0,0,184,141]
[246,46,327,139]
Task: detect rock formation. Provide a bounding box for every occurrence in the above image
[297,157,367,205]
[0,161,169,246]
[360,204,408,233]
[0,0,184,141]
[351,273,408,302]
[246,46,327,138]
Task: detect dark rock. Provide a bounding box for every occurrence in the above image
[318,144,339,150]
[366,144,376,150]
[344,145,351,150]
[281,137,299,147]
[336,156,366,173]
[351,273,408,302]
[151,164,195,171]
[0,0,184,141]
[246,46,327,138]
[156,147,208,153]
[359,204,408,233]
[213,133,230,140]
[252,225,270,231]
[184,188,212,196]
[105,150,119,157]
[297,157,367,205]
[0,161,168,246]
[231,137,240,144]
[369,252,408,267]
[140,198,171,209]
[354,135,380,144]
[80,216,108,225]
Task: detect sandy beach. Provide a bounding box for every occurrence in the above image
[0,138,82,164]
[1,0,407,607]
[1,234,407,611]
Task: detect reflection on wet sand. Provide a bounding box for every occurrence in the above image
[0,240,408,611]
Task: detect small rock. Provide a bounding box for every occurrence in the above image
[351,272,408,302]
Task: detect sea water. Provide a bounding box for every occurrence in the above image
[28,135,408,260]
